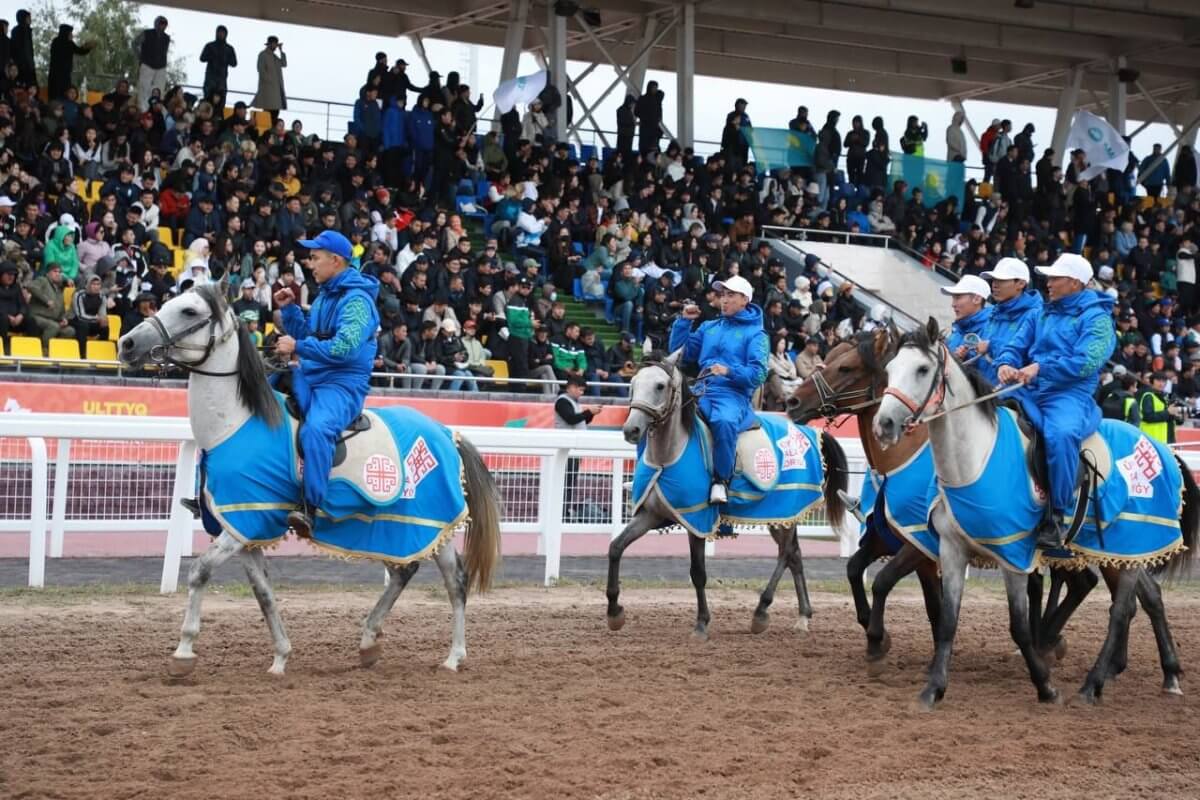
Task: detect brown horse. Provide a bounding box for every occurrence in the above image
[785,327,1096,668]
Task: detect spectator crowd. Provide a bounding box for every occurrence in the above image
[0,10,1198,413]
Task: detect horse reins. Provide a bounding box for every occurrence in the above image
[146,309,240,377]
[630,361,697,432]
[883,342,952,431]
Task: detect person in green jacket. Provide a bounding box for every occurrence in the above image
[43,226,81,284]
[27,263,76,350]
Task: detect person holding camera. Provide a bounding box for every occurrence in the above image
[1138,371,1184,445]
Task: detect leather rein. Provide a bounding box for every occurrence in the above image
[145,308,240,377]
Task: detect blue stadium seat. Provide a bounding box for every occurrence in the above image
[567,144,578,161]
[572,277,583,299]
[580,144,597,162]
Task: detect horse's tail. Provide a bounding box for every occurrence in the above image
[457,435,503,593]
[820,430,849,535]
[1166,455,1199,582]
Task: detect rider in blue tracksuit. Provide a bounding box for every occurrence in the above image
[274,230,380,537]
[994,253,1116,548]
[943,274,993,364]
[975,257,1043,386]
[668,275,769,505]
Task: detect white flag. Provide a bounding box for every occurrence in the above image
[492,70,548,114]
[1066,110,1130,181]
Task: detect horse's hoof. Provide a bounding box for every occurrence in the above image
[167,656,196,678]
[440,660,460,673]
[793,617,811,636]
[750,613,770,635]
[866,657,888,678]
[1163,677,1184,697]
[1069,690,1099,707]
[606,610,626,631]
[360,643,382,668]
[912,691,939,713]
[692,628,710,643]
[1038,687,1062,705]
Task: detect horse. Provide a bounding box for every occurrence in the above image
[117,283,502,677]
[609,349,849,640]
[874,319,1197,708]
[785,327,1096,668]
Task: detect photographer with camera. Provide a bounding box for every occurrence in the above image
[1138,371,1185,445]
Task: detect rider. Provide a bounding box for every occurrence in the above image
[669,274,769,505]
[942,274,992,364]
[975,257,1043,386]
[994,253,1116,549]
[273,230,380,538]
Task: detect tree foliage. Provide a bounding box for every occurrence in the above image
[32,0,184,94]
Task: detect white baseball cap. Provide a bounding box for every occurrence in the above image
[1036,253,1093,284]
[981,257,1030,283]
[0,196,15,208]
[940,274,991,298]
[712,275,754,300]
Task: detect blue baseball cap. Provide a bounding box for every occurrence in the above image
[298,230,353,261]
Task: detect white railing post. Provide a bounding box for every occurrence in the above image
[540,448,569,586]
[27,437,48,588]
[50,438,71,558]
[609,457,625,538]
[160,440,198,594]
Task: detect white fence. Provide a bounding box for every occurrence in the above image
[0,413,868,592]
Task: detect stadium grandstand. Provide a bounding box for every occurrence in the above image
[0,0,1198,421]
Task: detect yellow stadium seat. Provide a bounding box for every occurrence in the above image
[107,315,122,341]
[86,90,103,105]
[8,336,42,360]
[157,226,175,248]
[1139,196,1157,210]
[63,285,75,309]
[48,338,84,368]
[253,110,272,133]
[484,359,509,387]
[86,339,119,370]
[977,182,993,199]
[264,322,275,337]
[173,248,187,276]
[85,181,102,203]
[73,176,87,197]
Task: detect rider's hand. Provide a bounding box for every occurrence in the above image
[275,335,296,355]
[1017,363,1039,383]
[682,304,701,320]
[273,288,293,308]
[710,363,729,376]
[997,365,1019,384]
[975,340,989,355]
[954,345,968,360]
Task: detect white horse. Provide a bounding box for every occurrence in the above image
[874,319,1196,709]
[118,283,502,676]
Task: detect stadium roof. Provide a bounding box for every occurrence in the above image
[153,0,1200,124]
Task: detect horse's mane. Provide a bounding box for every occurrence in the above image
[195,284,282,427]
[898,324,1000,417]
[637,353,697,436]
[853,331,886,379]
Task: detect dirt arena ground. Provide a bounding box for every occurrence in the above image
[2,583,1199,799]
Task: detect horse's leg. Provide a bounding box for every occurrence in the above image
[1026,572,1044,652]
[915,557,942,647]
[865,543,924,669]
[1135,570,1184,696]
[241,548,292,675]
[170,532,244,677]
[750,525,791,634]
[1042,568,1066,626]
[1074,567,1138,705]
[1040,567,1099,661]
[783,525,814,635]
[917,522,967,711]
[688,532,712,641]
[434,543,468,672]
[1097,566,1135,680]
[606,510,659,630]
[358,561,421,668]
[846,540,875,633]
[1004,569,1059,703]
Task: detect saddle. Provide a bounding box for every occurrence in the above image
[284,394,372,468]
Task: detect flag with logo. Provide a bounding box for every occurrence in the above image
[742,127,816,170]
[889,154,966,207]
[493,70,549,114]
[1067,110,1130,180]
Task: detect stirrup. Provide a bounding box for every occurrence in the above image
[838,489,866,524]
[179,497,201,519]
[287,507,315,539]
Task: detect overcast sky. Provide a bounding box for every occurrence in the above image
[140,3,1186,180]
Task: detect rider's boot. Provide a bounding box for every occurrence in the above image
[287,503,317,539]
[709,481,728,505]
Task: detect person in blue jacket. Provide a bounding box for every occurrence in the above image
[943,274,992,363]
[669,274,769,505]
[352,84,383,154]
[995,253,1116,548]
[273,230,380,537]
[974,257,1043,386]
[406,95,436,189]
[381,95,409,186]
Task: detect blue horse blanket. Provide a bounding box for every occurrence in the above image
[631,413,825,537]
[859,442,939,559]
[199,393,467,563]
[934,407,1183,573]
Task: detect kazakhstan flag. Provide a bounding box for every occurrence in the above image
[889,153,966,207]
[742,127,815,170]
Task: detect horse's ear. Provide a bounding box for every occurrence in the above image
[887,317,901,344]
[664,348,683,368]
[215,275,230,305]
[925,316,939,344]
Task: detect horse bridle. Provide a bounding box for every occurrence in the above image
[810,367,882,422]
[882,341,951,431]
[629,361,694,431]
[145,307,240,377]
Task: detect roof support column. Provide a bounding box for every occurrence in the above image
[674,1,695,149]
[1050,67,1084,167]
[1181,97,1200,152]
[628,15,659,97]
[499,0,529,85]
[1108,56,1128,136]
[547,0,568,137]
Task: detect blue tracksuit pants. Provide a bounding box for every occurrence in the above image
[1017,389,1099,516]
[699,387,756,483]
[291,372,364,508]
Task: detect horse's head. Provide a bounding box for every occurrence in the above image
[873,317,949,449]
[119,281,237,371]
[624,348,685,445]
[786,324,898,424]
